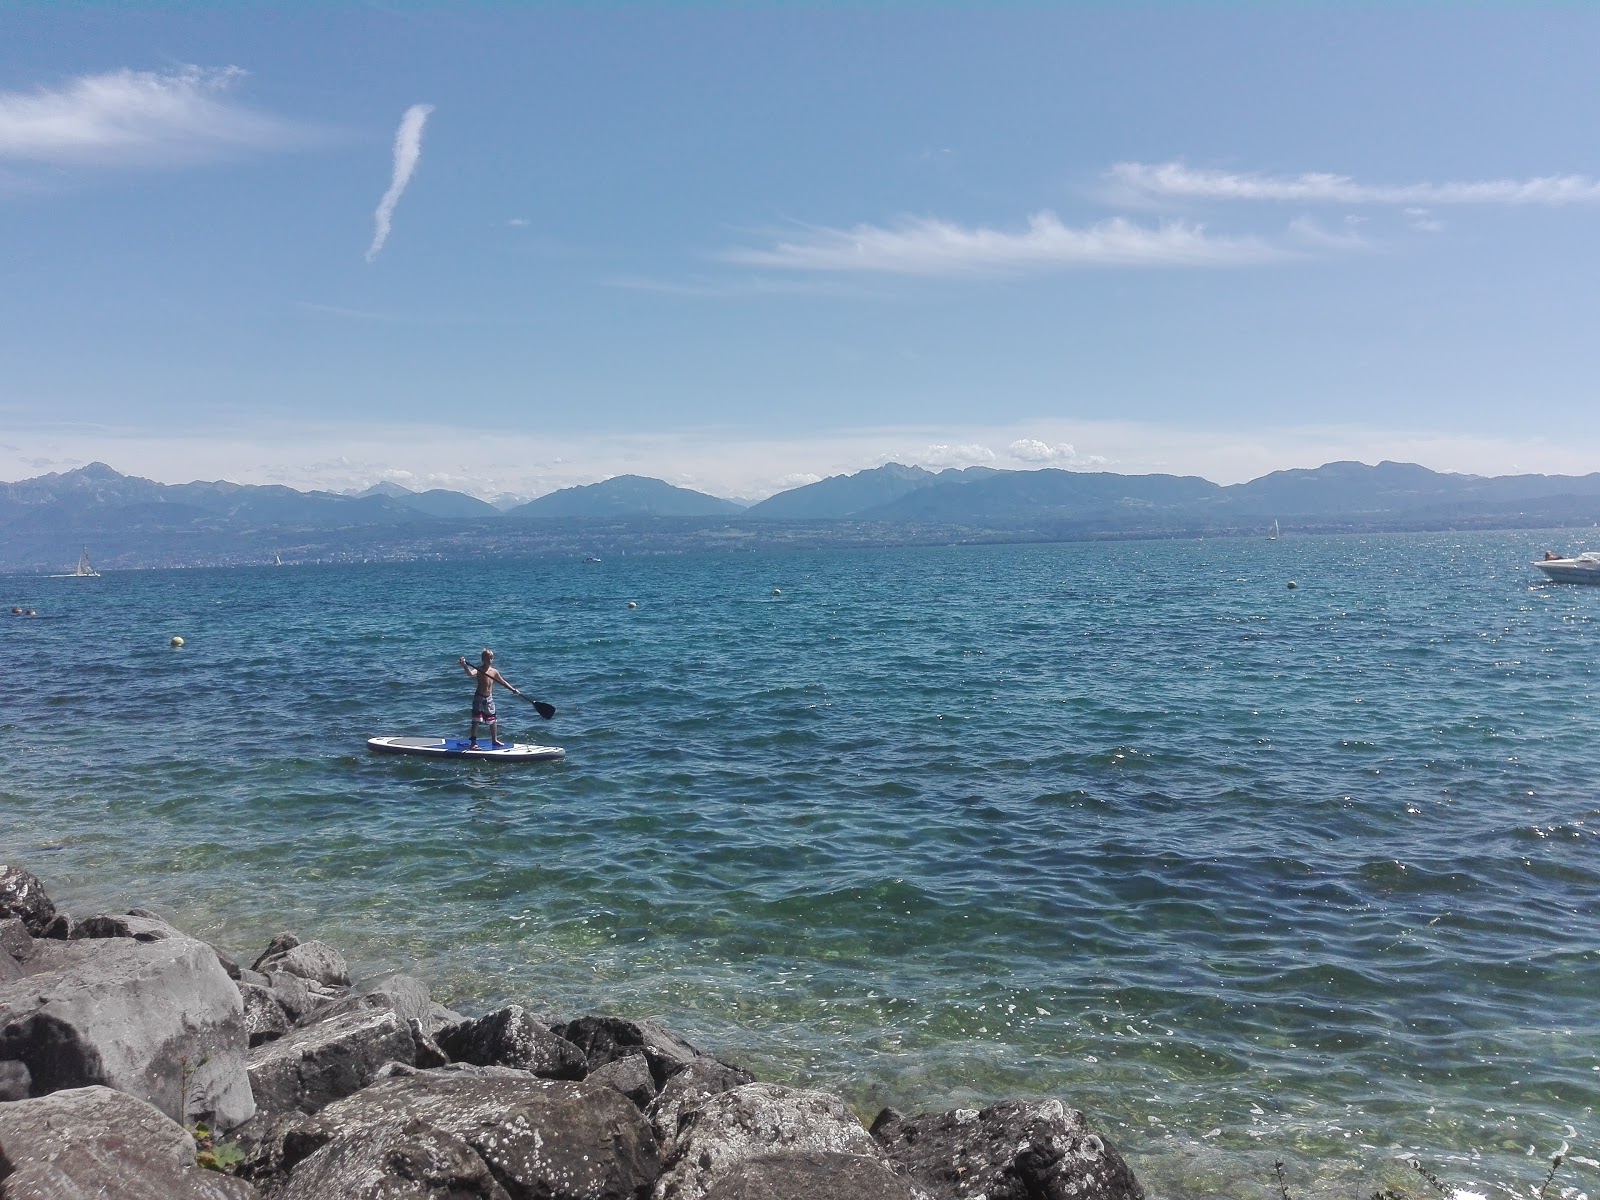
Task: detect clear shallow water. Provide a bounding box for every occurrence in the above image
[2,531,1596,1199]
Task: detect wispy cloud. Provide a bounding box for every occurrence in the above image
[366,103,433,263]
[1108,161,1600,207]
[0,66,308,167]
[724,213,1289,277]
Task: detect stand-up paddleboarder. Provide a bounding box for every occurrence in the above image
[458,648,527,748]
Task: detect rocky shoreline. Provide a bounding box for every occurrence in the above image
[0,864,1145,1199]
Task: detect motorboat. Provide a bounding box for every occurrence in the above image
[1533,551,1600,584]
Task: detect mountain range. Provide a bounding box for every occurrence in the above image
[4,458,1599,571]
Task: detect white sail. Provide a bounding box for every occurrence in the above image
[1268,520,1280,540]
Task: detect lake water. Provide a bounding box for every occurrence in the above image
[2,531,1596,1199]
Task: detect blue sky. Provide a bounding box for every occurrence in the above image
[4,4,1599,501]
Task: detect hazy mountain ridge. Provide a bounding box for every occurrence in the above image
[4,458,1600,571]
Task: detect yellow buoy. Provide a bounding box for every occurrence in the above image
[170,635,185,647]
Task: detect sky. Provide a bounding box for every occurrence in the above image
[4,3,1600,503]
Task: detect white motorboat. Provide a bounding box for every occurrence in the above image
[1533,551,1600,584]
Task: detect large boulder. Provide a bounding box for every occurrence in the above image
[0,867,55,937]
[304,973,434,1027]
[278,1122,513,1200]
[0,1085,258,1199]
[653,1083,879,1200]
[247,1007,420,1116]
[290,1068,660,1200]
[871,1099,1145,1200]
[702,1151,928,1200]
[0,934,255,1130]
[73,912,184,942]
[647,1055,755,1154]
[438,1005,588,1079]
[560,1015,700,1087]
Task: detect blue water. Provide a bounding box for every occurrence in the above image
[3,532,1596,1199]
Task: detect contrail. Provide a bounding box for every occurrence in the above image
[366,103,433,263]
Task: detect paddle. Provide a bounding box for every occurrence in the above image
[521,695,557,721]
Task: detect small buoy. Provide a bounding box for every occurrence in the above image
[9,607,19,615]
[772,588,781,596]
[170,635,185,647]
[1286,581,1298,590]
[627,601,638,610]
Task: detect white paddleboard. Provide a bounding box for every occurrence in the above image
[367,736,565,762]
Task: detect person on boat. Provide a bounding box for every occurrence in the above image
[458,648,527,748]
[1544,550,1562,561]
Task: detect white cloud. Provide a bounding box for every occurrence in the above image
[1108,161,1600,206]
[366,103,433,263]
[725,213,1290,277]
[1006,438,1106,467]
[911,443,997,468]
[0,66,308,166]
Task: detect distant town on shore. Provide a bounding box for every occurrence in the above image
[4,458,1598,572]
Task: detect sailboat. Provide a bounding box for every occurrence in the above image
[50,547,100,578]
[274,552,284,567]
[1268,519,1280,541]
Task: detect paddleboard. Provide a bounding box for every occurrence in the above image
[367,736,565,762]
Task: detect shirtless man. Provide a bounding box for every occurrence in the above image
[458,648,527,748]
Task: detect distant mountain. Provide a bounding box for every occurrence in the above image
[0,463,432,534]
[504,475,746,519]
[351,481,501,518]
[746,463,938,518]
[858,467,1223,524]
[7,458,1600,572]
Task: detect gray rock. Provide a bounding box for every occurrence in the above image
[247,1007,419,1116]
[0,1059,28,1102]
[0,1084,259,1199]
[409,1018,449,1069]
[0,934,255,1130]
[301,1069,659,1200]
[438,1005,588,1080]
[589,1052,656,1110]
[870,1099,1145,1200]
[653,1083,878,1200]
[0,867,55,937]
[279,1121,514,1200]
[0,920,31,986]
[237,967,270,988]
[74,912,184,941]
[255,940,349,988]
[38,913,74,940]
[701,1151,929,1200]
[240,982,293,1047]
[262,969,317,1021]
[647,1056,756,1155]
[250,932,300,971]
[212,945,243,980]
[302,972,434,1027]
[560,1014,701,1087]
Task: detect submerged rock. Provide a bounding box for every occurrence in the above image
[871,1098,1145,1200]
